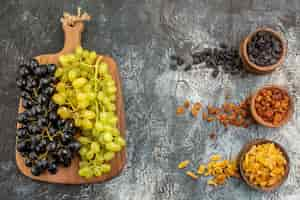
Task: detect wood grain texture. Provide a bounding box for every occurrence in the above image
[16,22,127,184]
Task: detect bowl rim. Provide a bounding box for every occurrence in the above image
[239,139,290,192]
[241,28,287,72]
[250,85,293,128]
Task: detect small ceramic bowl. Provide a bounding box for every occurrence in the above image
[238,139,290,192]
[250,85,293,128]
[239,28,287,74]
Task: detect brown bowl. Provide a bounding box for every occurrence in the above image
[238,139,290,192]
[239,28,287,74]
[250,85,293,128]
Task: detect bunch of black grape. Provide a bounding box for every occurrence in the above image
[16,59,80,176]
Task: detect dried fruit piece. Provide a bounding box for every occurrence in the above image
[186,171,199,180]
[193,102,202,111]
[184,100,190,108]
[178,160,190,169]
[207,179,217,186]
[210,154,221,161]
[176,106,185,116]
[207,117,215,122]
[191,108,199,118]
[197,165,206,175]
[202,112,208,120]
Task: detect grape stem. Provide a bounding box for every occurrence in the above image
[94,56,102,122]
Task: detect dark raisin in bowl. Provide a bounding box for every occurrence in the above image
[239,28,286,74]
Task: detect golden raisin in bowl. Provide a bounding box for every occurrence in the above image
[239,139,290,192]
[251,85,293,128]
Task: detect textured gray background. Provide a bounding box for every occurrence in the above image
[1,0,300,200]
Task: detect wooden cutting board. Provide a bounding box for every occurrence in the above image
[16,22,127,184]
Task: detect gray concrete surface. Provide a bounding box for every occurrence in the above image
[0,0,300,199]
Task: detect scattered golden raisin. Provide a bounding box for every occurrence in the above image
[186,171,199,180]
[178,160,190,169]
[197,165,206,175]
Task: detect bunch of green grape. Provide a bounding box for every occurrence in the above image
[52,46,126,178]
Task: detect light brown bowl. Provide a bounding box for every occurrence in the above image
[250,85,293,128]
[238,139,290,192]
[239,28,287,74]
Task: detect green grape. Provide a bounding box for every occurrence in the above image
[80,70,89,78]
[109,94,116,102]
[81,119,93,130]
[82,50,90,59]
[56,82,66,93]
[68,54,76,62]
[52,93,66,105]
[95,121,105,132]
[111,127,120,136]
[81,110,96,119]
[78,100,90,109]
[79,146,88,156]
[102,96,110,105]
[88,92,97,101]
[89,51,97,62]
[95,153,104,164]
[55,67,64,77]
[57,106,72,119]
[104,151,115,161]
[106,142,121,152]
[107,86,117,94]
[92,128,101,137]
[78,137,91,145]
[103,132,113,143]
[106,80,115,87]
[97,91,105,101]
[79,161,89,168]
[106,103,116,112]
[59,55,68,66]
[76,92,88,101]
[79,167,93,178]
[72,77,88,89]
[93,166,102,177]
[100,164,111,173]
[75,46,83,56]
[99,62,108,74]
[74,118,82,127]
[83,83,93,92]
[91,142,100,153]
[68,69,80,81]
[86,150,95,160]
[108,116,118,126]
[114,137,126,147]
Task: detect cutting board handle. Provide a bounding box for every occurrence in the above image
[60,22,84,54]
